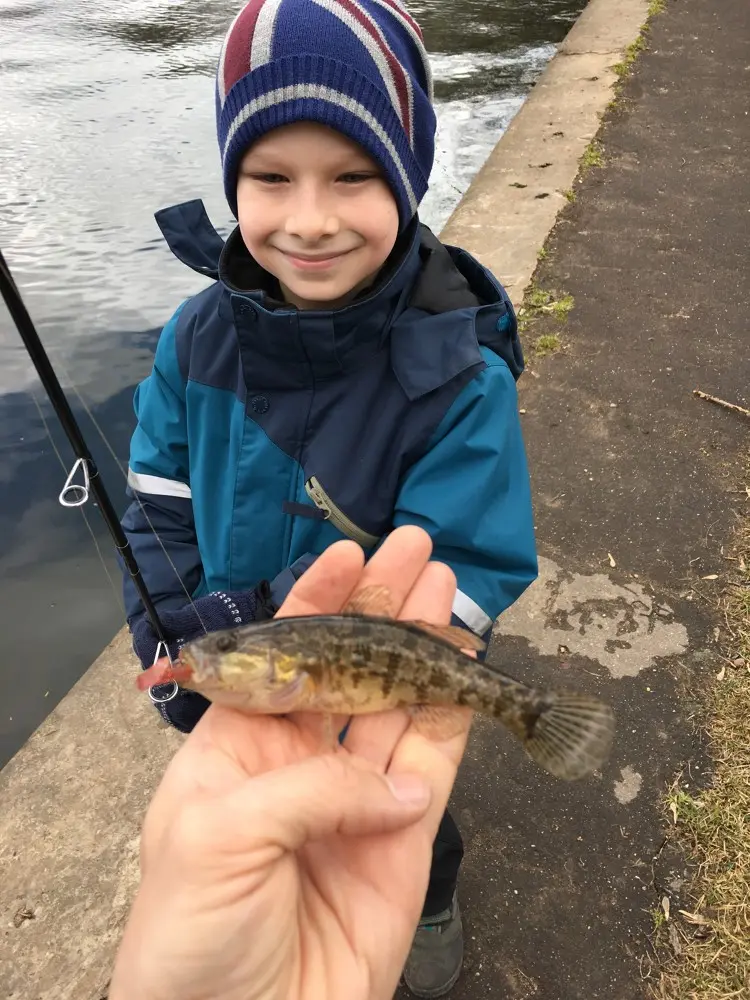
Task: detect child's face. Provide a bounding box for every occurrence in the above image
[236,122,400,310]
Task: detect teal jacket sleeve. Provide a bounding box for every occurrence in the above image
[120,304,206,624]
[393,348,538,640]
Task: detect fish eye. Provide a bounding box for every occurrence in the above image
[215,632,237,653]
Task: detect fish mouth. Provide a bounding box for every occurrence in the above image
[135,655,194,692]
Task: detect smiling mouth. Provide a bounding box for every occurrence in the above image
[287,251,347,261]
[277,247,354,270]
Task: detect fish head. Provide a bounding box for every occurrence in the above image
[177,628,310,712]
[181,628,256,681]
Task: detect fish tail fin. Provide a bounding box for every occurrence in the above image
[525,694,615,780]
[135,658,193,692]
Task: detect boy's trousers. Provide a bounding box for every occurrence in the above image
[423,809,463,917]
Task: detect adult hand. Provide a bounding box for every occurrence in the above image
[109,525,473,1000]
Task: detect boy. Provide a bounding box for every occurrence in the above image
[121,1,537,995]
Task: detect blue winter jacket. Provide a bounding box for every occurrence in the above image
[121,199,537,645]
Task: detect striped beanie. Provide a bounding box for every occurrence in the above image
[215,0,436,228]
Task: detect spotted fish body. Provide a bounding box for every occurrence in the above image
[139,614,615,781]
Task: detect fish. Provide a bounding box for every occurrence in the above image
[137,612,615,781]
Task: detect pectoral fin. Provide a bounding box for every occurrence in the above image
[409,705,472,741]
[343,584,395,617]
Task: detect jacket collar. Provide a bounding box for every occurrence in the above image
[219,220,422,385]
[156,199,422,387]
[154,199,524,392]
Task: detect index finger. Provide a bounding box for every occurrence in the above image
[274,539,364,618]
[342,526,435,617]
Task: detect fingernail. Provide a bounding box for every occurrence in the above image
[386,774,431,806]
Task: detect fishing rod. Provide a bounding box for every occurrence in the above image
[0,247,170,655]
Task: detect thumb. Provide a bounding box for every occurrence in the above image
[225,754,433,851]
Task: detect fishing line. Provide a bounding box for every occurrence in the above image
[0,246,173,660]
[40,348,209,638]
[30,391,123,611]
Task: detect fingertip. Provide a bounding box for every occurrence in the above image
[399,559,457,624]
[316,538,367,571]
[383,525,434,560]
[428,559,457,592]
[276,540,365,618]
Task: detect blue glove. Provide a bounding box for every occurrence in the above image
[130,553,318,733]
[131,587,268,672]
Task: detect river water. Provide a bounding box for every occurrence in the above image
[0,0,586,767]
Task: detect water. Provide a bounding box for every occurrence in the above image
[0,0,586,767]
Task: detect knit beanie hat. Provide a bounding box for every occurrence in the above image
[215,0,436,228]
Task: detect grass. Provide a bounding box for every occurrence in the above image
[612,0,667,80]
[521,286,575,322]
[606,2,668,112]
[526,1,670,356]
[524,287,574,320]
[535,334,561,357]
[581,139,604,170]
[613,36,647,77]
[655,463,750,999]
[517,284,574,355]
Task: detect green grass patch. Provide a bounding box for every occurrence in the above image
[656,460,750,999]
[535,334,562,357]
[517,284,575,351]
[613,35,647,76]
[581,139,604,170]
[524,286,575,320]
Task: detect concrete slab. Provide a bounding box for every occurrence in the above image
[441,0,649,306]
[0,632,181,999]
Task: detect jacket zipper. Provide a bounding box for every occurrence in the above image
[305,476,380,549]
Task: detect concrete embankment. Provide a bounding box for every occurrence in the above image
[1,2,651,996]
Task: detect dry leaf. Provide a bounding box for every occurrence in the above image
[739,555,746,572]
[669,801,678,824]
[661,896,670,921]
[608,552,616,568]
[668,923,682,955]
[717,665,726,681]
[678,909,711,925]
[701,574,718,580]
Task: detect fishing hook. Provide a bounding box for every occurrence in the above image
[147,641,179,703]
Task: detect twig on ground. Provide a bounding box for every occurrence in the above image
[693,389,750,419]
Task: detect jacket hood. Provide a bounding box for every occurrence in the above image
[154,198,524,385]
